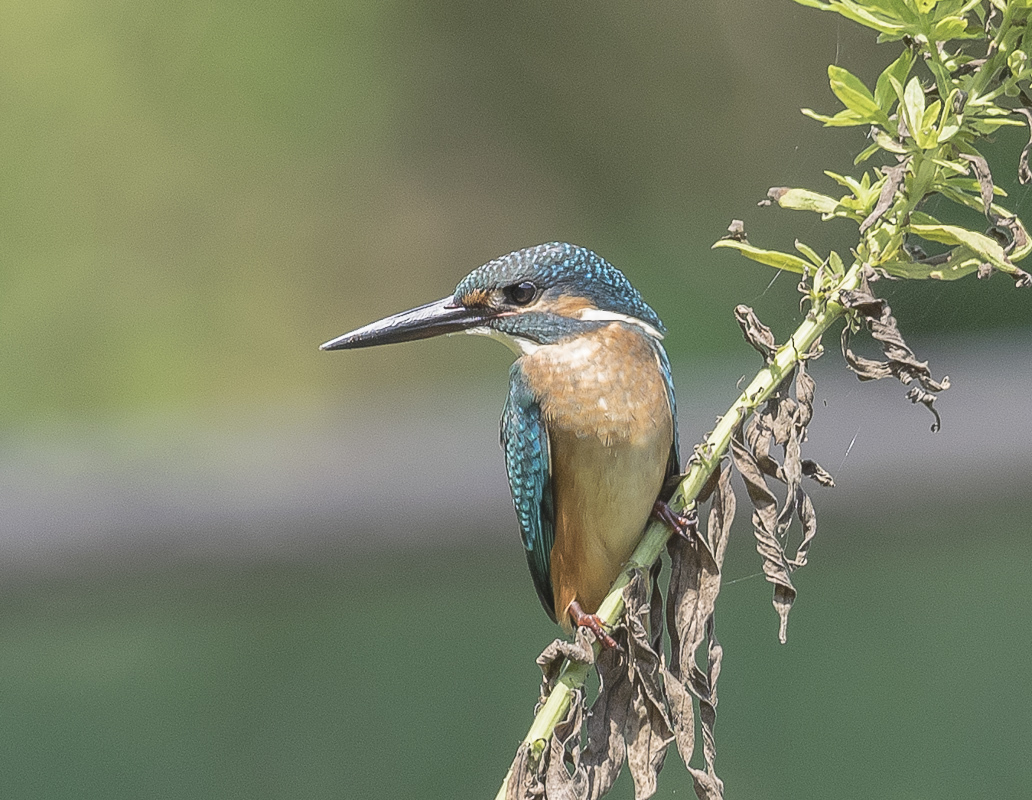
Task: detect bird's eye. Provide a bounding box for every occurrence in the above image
[504,281,537,306]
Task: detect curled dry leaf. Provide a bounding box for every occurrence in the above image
[839,270,950,431]
[729,345,830,643]
[958,151,1032,286]
[959,152,994,218]
[802,459,836,487]
[725,219,748,241]
[727,304,831,643]
[665,463,734,800]
[734,305,777,362]
[860,160,908,234]
[514,574,678,800]
[537,633,595,693]
[508,467,737,800]
[935,150,1032,286]
[731,427,795,644]
[1015,108,1032,185]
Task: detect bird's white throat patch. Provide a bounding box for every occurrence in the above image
[461,309,662,357]
[463,326,542,355]
[574,308,664,340]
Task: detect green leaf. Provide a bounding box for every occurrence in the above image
[970,117,1024,133]
[909,210,941,227]
[828,250,845,276]
[830,1,908,35]
[711,240,810,274]
[902,76,930,146]
[872,129,908,154]
[945,176,1007,196]
[932,16,976,41]
[877,256,981,280]
[824,170,864,194]
[874,48,914,112]
[955,0,983,13]
[921,100,942,133]
[937,122,961,142]
[773,188,842,214]
[801,107,868,127]
[795,240,824,266]
[828,65,889,125]
[937,184,987,214]
[1007,49,1028,75]
[868,225,906,263]
[909,222,1013,269]
[927,250,986,280]
[854,142,882,164]
[931,158,970,176]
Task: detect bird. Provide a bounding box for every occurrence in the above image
[320,243,681,646]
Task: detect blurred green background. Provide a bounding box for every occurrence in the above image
[1,1,1030,798]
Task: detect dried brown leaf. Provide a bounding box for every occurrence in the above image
[1015,107,1032,185]
[648,562,665,660]
[664,464,733,799]
[783,366,821,567]
[960,152,994,218]
[544,702,585,799]
[956,152,1032,287]
[537,634,595,697]
[572,655,627,800]
[522,572,687,800]
[621,576,675,799]
[905,386,943,432]
[991,215,1029,258]
[802,459,835,487]
[840,271,950,430]
[691,618,723,800]
[734,305,777,362]
[507,743,545,800]
[731,430,795,643]
[725,219,748,241]
[860,160,908,234]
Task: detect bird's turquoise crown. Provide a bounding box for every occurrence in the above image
[453,243,665,346]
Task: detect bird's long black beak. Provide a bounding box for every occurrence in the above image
[320,296,496,351]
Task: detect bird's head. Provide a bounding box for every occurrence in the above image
[320,242,665,354]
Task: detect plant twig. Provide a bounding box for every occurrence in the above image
[495,3,1032,794]
[494,259,865,799]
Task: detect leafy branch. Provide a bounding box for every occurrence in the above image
[498,2,1031,798]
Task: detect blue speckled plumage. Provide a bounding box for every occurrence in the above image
[321,242,681,635]
[455,243,666,341]
[501,366,557,620]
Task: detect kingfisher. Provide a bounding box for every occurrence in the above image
[321,243,681,646]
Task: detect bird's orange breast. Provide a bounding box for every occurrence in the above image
[518,322,674,628]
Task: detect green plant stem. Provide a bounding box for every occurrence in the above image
[493,260,866,800]
[969,4,1017,101]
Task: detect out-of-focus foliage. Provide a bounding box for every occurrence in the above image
[0,499,1029,800]
[2,1,1029,428]
[718,0,1032,288]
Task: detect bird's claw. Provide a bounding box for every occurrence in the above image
[568,601,620,650]
[652,499,699,542]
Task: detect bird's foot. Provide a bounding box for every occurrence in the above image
[568,600,620,650]
[652,499,699,542]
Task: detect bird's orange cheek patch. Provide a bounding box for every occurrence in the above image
[460,288,492,308]
[548,294,595,317]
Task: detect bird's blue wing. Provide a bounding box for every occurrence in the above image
[655,341,681,478]
[500,363,556,621]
